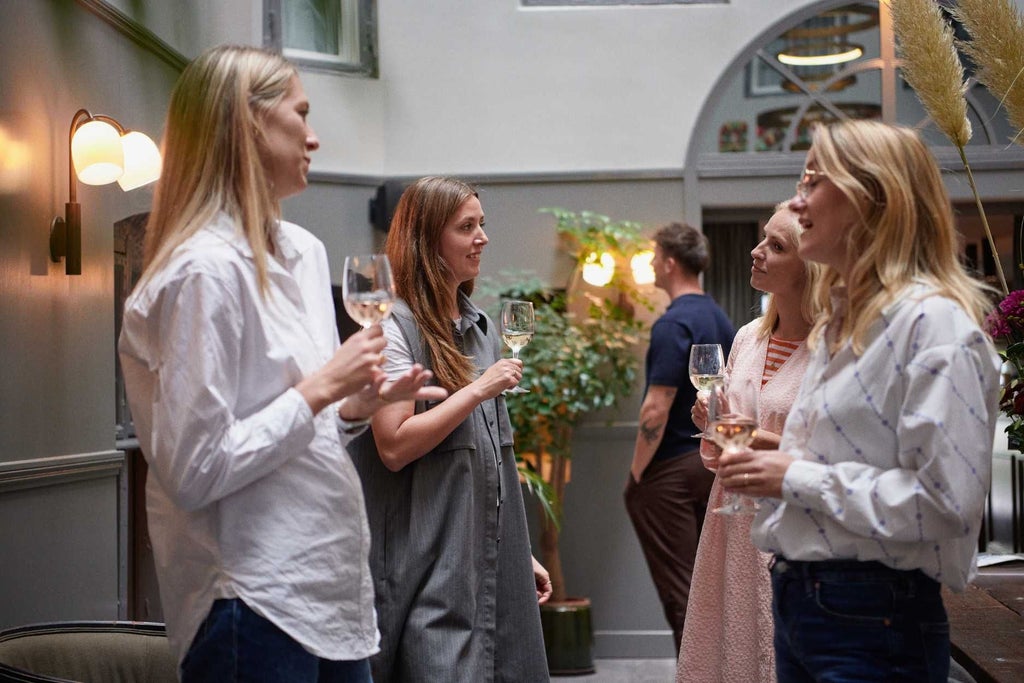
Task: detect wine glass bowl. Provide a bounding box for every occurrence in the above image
[710,377,760,516]
[343,254,396,329]
[689,344,725,392]
[501,300,534,394]
[689,343,725,438]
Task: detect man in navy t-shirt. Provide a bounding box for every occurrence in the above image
[625,222,735,656]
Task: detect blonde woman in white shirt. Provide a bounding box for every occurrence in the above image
[718,119,1000,682]
[119,45,445,683]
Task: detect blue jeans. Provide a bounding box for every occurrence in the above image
[181,598,373,683]
[770,557,950,683]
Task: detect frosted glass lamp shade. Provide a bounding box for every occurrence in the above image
[581,251,615,287]
[117,131,161,190]
[71,119,123,185]
[630,250,655,285]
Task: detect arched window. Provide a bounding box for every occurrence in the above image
[689,0,1024,327]
[702,1,1017,156]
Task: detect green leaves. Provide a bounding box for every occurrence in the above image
[480,208,649,528]
[518,459,560,532]
[486,275,643,469]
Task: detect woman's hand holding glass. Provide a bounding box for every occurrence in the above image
[336,253,448,417]
[689,343,725,437]
[692,393,723,470]
[474,358,526,400]
[709,378,761,516]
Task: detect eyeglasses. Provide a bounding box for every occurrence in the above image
[795,168,826,199]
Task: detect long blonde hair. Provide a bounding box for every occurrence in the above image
[756,202,826,339]
[384,176,480,392]
[807,120,992,353]
[140,45,297,295]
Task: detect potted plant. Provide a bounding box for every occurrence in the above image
[483,208,651,673]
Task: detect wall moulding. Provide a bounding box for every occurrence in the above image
[0,451,125,494]
[75,0,187,71]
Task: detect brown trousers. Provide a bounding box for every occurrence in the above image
[624,451,716,655]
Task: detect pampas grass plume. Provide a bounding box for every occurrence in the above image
[954,0,1024,142]
[892,0,972,147]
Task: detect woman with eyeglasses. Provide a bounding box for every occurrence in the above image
[717,119,1000,682]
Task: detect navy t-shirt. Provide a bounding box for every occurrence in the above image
[645,293,735,461]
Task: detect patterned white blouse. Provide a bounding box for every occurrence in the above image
[751,284,1001,591]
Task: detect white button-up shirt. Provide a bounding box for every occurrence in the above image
[119,213,378,665]
[751,284,1000,591]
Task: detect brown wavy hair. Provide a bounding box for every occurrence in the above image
[384,176,480,392]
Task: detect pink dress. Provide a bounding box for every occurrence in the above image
[676,320,809,683]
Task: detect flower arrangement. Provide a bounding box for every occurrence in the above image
[984,290,1024,448]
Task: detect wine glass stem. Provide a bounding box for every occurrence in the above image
[512,349,519,360]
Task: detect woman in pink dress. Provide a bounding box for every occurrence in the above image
[676,204,823,683]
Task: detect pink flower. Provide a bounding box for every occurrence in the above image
[985,289,1024,342]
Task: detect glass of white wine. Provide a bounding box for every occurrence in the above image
[342,254,396,329]
[709,377,760,516]
[689,343,725,438]
[500,299,534,395]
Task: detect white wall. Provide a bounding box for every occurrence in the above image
[101,0,822,176]
[346,0,817,175]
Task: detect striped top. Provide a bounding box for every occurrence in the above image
[762,336,800,386]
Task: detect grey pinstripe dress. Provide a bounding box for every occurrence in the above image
[350,297,549,682]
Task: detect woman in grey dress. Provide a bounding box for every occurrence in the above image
[350,176,551,682]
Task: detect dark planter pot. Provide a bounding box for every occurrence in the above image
[540,597,595,675]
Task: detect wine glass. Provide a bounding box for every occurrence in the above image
[709,377,760,515]
[342,254,396,329]
[501,300,534,394]
[689,343,725,437]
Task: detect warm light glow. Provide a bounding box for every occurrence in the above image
[71,119,123,185]
[778,45,863,67]
[581,251,615,287]
[0,126,30,194]
[117,131,162,190]
[630,250,655,285]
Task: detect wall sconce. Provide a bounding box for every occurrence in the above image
[50,109,161,275]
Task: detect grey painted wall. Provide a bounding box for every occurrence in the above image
[0,453,126,627]
[0,0,179,628]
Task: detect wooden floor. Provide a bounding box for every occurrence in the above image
[946,562,1024,683]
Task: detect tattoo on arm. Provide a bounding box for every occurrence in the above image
[640,419,664,444]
